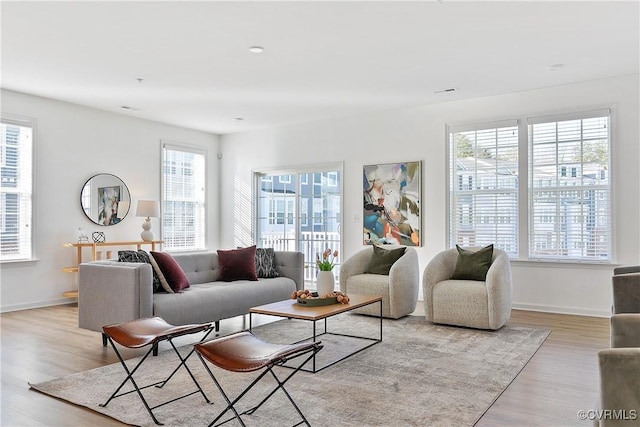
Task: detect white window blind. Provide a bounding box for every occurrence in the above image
[528,110,611,261]
[161,143,206,251]
[448,120,519,256]
[1,118,34,261]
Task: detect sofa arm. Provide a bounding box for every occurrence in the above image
[422,249,457,320]
[274,251,304,291]
[485,250,513,329]
[78,261,154,333]
[388,247,419,317]
[611,314,640,348]
[339,248,372,293]
[612,272,640,314]
[598,348,640,426]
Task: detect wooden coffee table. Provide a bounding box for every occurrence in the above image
[249,294,383,373]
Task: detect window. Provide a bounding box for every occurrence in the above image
[448,120,519,257]
[256,166,342,286]
[529,110,611,261]
[161,142,206,251]
[448,108,612,262]
[1,117,34,261]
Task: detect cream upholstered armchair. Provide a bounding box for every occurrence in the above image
[339,246,419,319]
[596,268,640,427]
[422,246,512,330]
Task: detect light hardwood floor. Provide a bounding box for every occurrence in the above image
[0,304,609,426]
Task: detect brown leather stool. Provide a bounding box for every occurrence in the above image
[101,317,214,425]
[195,331,322,427]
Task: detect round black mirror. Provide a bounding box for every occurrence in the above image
[80,173,131,226]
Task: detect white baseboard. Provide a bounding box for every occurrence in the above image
[1,297,75,313]
[512,302,611,318]
[416,299,611,318]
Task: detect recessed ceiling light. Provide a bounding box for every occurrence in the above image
[234,117,244,121]
[548,63,564,71]
[248,46,264,53]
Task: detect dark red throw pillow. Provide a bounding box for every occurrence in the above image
[217,246,258,282]
[149,251,190,292]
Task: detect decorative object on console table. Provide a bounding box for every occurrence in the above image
[75,227,89,243]
[91,232,106,243]
[61,240,164,299]
[136,200,160,242]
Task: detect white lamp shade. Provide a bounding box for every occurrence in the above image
[136,200,160,218]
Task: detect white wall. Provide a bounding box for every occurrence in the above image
[220,74,640,317]
[0,90,220,312]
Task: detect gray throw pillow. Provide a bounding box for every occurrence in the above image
[365,245,406,275]
[451,244,494,281]
[255,248,280,278]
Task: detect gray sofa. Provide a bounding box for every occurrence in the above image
[78,251,304,341]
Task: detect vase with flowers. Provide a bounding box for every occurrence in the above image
[316,249,338,296]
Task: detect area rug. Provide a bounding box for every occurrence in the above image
[30,315,549,427]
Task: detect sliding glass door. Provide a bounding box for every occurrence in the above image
[256,166,342,286]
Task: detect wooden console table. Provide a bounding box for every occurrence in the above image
[62,240,163,298]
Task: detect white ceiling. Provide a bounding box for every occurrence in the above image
[2,1,639,135]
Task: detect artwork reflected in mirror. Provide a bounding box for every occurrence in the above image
[80,173,131,226]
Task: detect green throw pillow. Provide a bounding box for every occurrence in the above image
[365,245,406,275]
[451,244,494,281]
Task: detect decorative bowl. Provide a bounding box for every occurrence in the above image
[296,296,338,306]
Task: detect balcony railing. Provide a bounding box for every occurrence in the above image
[258,231,341,284]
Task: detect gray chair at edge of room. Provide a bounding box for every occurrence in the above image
[596,267,640,427]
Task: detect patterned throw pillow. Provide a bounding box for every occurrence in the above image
[255,248,280,278]
[117,250,162,292]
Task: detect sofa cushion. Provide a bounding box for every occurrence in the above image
[218,246,258,282]
[153,277,297,325]
[150,251,191,292]
[255,248,280,278]
[365,245,406,275]
[451,244,494,281]
[117,250,162,292]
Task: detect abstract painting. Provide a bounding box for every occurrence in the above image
[363,161,421,246]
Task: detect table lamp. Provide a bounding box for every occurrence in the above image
[136,200,160,241]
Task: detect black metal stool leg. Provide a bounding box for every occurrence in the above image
[243,348,318,421]
[100,336,164,425]
[101,321,215,426]
[197,344,320,427]
[157,331,214,404]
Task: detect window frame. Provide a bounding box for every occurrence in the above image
[447,119,520,258]
[0,114,36,263]
[253,163,343,285]
[446,107,614,264]
[527,108,612,263]
[160,141,207,252]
